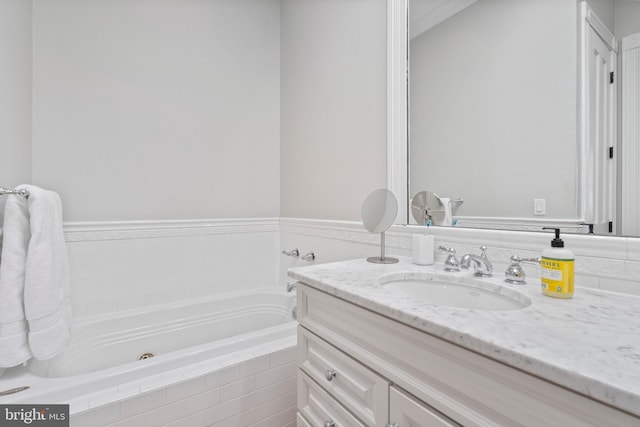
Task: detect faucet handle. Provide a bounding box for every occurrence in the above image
[479,245,488,258]
[439,246,460,272]
[282,248,300,257]
[301,251,316,262]
[505,255,526,284]
[504,255,541,285]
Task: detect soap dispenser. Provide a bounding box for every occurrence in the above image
[540,228,574,299]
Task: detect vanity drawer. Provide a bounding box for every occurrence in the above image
[298,326,389,426]
[390,386,460,427]
[298,370,366,427]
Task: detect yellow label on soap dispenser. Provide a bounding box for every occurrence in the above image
[541,257,574,298]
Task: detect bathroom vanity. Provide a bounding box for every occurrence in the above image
[289,258,640,426]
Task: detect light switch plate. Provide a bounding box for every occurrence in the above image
[534,198,546,216]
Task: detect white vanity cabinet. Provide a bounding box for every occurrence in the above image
[295,283,640,427]
[389,386,459,427]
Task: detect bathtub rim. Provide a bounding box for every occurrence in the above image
[1,322,296,413]
[31,288,294,378]
[74,286,294,327]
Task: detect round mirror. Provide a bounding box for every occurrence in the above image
[411,190,445,226]
[361,189,398,233]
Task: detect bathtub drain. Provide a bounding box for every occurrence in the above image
[139,352,155,360]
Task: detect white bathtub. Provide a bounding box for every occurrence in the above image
[0,289,297,424]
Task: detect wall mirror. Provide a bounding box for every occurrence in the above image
[389,0,640,236]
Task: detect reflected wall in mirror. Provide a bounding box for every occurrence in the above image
[407,0,640,235]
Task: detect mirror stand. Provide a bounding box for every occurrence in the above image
[367,231,399,264]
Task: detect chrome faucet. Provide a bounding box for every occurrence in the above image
[460,246,493,277]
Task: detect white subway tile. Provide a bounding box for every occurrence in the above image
[120,388,167,419]
[206,408,257,426]
[252,391,297,423]
[624,260,640,281]
[199,400,244,425]
[270,347,296,368]
[238,355,270,377]
[70,403,120,427]
[105,414,145,427]
[186,387,222,414]
[205,365,240,389]
[600,278,640,295]
[165,410,207,427]
[575,273,600,290]
[253,404,297,427]
[255,362,296,389]
[576,256,625,279]
[143,400,191,427]
[221,375,257,402]
[166,376,206,402]
[627,238,640,261]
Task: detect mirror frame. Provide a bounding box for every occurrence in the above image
[387,0,611,231]
[387,0,409,225]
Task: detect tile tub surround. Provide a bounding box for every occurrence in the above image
[63,218,280,318]
[69,345,297,427]
[1,335,295,426]
[289,257,640,417]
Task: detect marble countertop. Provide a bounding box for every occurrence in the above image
[289,257,640,417]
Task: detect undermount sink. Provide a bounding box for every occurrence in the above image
[378,272,531,311]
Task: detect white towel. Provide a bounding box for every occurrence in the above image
[440,197,453,227]
[22,185,71,360]
[0,190,33,367]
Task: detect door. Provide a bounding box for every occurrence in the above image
[581,2,617,234]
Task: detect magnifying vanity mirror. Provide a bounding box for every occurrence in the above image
[361,189,399,264]
[393,0,640,236]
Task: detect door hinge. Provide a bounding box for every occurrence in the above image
[609,146,614,158]
[609,221,613,233]
[610,71,615,84]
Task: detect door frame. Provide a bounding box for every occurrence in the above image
[579,1,618,233]
[621,32,640,235]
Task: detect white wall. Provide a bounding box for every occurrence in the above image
[410,0,578,219]
[0,0,32,189]
[614,0,640,38]
[587,0,615,30]
[32,0,281,222]
[280,0,388,222]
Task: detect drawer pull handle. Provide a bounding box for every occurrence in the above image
[324,421,336,427]
[324,369,337,381]
[385,424,399,427]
